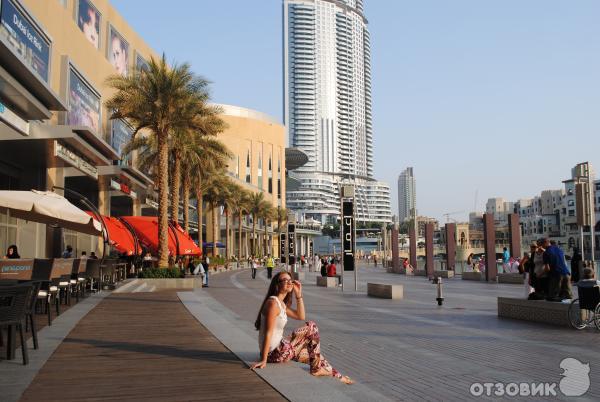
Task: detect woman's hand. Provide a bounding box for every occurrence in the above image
[293,280,303,297]
[250,360,267,370]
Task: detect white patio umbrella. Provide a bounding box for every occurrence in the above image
[0,190,102,235]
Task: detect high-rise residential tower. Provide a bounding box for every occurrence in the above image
[398,167,416,222]
[283,0,391,224]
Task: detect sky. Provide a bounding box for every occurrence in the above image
[112,0,600,223]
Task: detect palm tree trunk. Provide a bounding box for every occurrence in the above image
[212,201,218,258]
[170,152,181,224]
[157,134,170,267]
[264,219,268,256]
[196,188,203,252]
[183,179,190,233]
[225,207,230,259]
[238,211,243,263]
[252,214,257,257]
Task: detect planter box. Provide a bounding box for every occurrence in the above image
[497,273,524,284]
[367,283,403,299]
[462,272,484,281]
[316,277,339,288]
[434,270,454,278]
[497,297,570,327]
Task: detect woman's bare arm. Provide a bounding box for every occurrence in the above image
[251,299,278,369]
[286,281,305,320]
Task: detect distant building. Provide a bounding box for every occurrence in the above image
[398,167,416,222]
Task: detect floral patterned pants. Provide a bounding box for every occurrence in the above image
[267,321,342,378]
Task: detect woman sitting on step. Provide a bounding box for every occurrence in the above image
[250,271,353,384]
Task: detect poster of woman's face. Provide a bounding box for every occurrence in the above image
[67,69,100,133]
[109,27,129,76]
[77,0,100,48]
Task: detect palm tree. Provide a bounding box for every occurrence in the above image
[262,204,276,257]
[248,192,267,256]
[181,136,231,234]
[106,55,213,267]
[236,190,251,263]
[204,173,230,257]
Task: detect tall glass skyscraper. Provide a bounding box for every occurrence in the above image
[283,0,391,224]
[398,167,417,222]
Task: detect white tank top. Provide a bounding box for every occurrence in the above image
[258,296,287,353]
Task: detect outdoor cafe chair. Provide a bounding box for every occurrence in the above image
[83,258,102,293]
[568,285,600,330]
[31,259,60,325]
[0,283,33,365]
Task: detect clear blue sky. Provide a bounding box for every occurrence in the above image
[112,0,600,223]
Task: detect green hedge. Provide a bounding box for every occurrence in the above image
[139,268,184,278]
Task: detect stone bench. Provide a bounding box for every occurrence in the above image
[434,270,454,278]
[497,273,524,284]
[462,272,484,281]
[291,271,305,281]
[367,283,403,299]
[316,276,339,288]
[497,297,570,327]
[414,269,426,276]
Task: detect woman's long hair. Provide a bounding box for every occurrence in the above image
[254,271,293,330]
[6,244,20,259]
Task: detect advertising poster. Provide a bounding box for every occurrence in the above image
[136,53,149,72]
[111,119,132,164]
[108,26,128,75]
[67,68,100,133]
[77,0,100,49]
[0,0,50,81]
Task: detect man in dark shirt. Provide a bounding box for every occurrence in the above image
[543,239,573,301]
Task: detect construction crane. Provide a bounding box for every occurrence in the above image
[443,211,465,223]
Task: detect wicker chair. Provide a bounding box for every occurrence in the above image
[0,283,33,364]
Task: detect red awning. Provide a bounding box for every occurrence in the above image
[120,216,201,257]
[85,212,140,256]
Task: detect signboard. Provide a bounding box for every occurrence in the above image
[0,101,29,135]
[68,68,101,133]
[54,141,98,179]
[111,119,132,163]
[108,25,128,76]
[280,232,286,263]
[0,0,50,82]
[309,240,313,257]
[288,223,295,265]
[145,198,158,209]
[342,200,355,271]
[576,182,591,226]
[77,0,100,49]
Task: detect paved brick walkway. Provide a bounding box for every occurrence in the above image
[19,291,284,402]
[206,265,600,401]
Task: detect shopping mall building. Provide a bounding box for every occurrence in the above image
[0,0,286,258]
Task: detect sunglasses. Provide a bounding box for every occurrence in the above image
[279,278,293,284]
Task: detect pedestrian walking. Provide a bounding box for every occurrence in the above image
[250,271,353,384]
[251,256,258,279]
[266,254,274,279]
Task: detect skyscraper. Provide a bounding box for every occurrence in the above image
[283,0,391,224]
[398,168,416,222]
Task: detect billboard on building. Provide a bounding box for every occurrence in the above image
[67,68,100,133]
[135,52,149,72]
[77,0,100,49]
[0,0,50,82]
[111,118,132,164]
[108,26,128,76]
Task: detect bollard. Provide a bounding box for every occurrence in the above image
[431,276,444,306]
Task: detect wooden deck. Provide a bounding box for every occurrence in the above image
[19,291,285,402]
